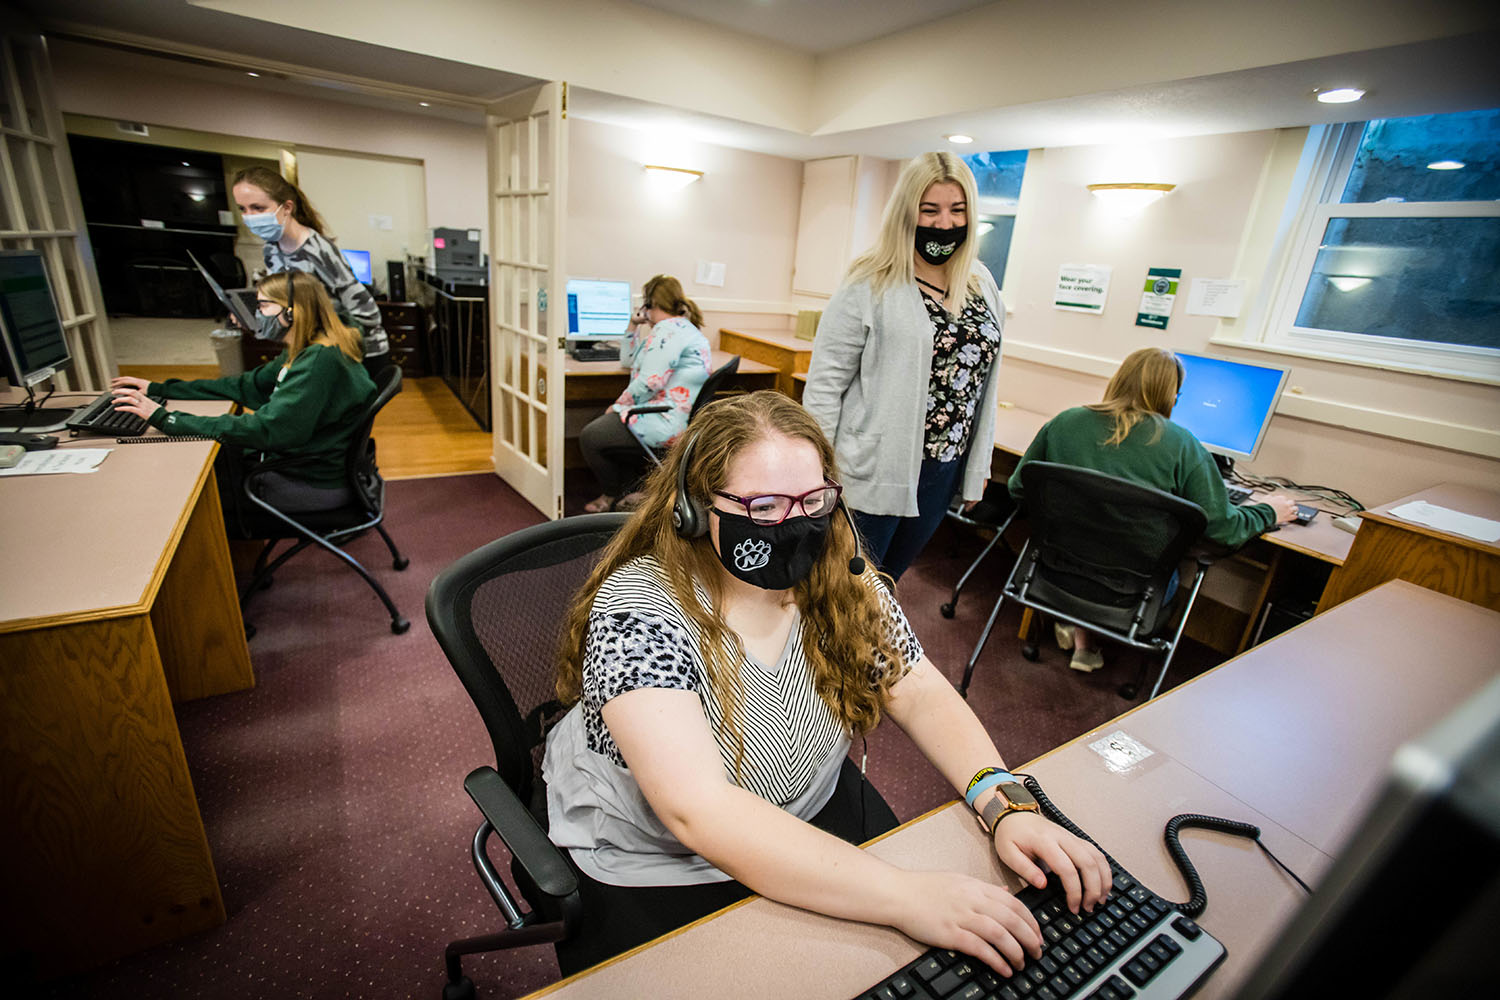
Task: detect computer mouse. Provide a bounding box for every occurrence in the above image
[1332,514,1361,534]
[0,431,59,450]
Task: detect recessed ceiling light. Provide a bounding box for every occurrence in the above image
[419,101,431,107]
[1427,160,1465,170]
[181,161,190,166]
[246,71,260,78]
[946,134,974,144]
[1315,87,1365,104]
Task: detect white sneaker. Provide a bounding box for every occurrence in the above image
[1053,622,1075,651]
[1069,648,1105,672]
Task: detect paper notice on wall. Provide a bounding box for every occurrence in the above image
[1053,264,1111,314]
[1185,278,1247,318]
[695,260,726,287]
[1135,267,1181,329]
[218,210,236,226]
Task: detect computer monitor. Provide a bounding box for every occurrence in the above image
[0,250,78,430]
[1231,672,1500,997]
[340,248,373,286]
[565,278,633,342]
[1171,352,1289,464]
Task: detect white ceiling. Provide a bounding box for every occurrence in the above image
[18,0,1500,160]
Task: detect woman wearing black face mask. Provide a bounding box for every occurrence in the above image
[542,391,1110,978]
[804,152,1005,581]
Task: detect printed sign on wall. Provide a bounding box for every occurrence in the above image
[1054,263,1112,314]
[1135,267,1181,329]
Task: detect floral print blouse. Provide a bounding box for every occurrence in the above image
[610,316,711,449]
[922,289,1002,462]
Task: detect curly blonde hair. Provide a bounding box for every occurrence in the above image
[556,391,908,771]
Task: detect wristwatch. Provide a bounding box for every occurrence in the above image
[976,778,1042,835]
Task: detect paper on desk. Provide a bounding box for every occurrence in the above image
[1387,500,1500,543]
[0,448,111,477]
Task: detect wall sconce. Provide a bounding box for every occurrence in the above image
[1088,182,1175,215]
[1326,275,1371,292]
[643,164,704,192]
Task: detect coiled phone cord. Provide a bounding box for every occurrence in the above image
[1017,774,1310,918]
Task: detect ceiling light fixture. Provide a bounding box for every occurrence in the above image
[246,71,260,78]
[419,101,431,107]
[1087,182,1175,213]
[1427,160,1465,170]
[643,164,704,191]
[1315,87,1365,104]
[946,134,974,144]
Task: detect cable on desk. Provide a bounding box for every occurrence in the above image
[1225,468,1365,514]
[116,434,215,444]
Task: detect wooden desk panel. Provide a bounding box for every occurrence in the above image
[525,582,1494,999]
[719,328,813,398]
[1318,483,1500,614]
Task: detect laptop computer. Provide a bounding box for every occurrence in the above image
[185,249,259,332]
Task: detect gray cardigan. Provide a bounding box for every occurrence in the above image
[803,265,1005,517]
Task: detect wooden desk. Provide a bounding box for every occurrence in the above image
[1318,482,1500,615]
[0,402,254,973]
[719,327,814,398]
[522,582,1500,998]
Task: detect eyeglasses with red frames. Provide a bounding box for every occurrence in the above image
[712,481,843,525]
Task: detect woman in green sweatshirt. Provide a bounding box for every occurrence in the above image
[1008,347,1297,671]
[109,270,376,514]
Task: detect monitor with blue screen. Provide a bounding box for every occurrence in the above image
[340,248,373,286]
[1171,352,1289,463]
[566,278,632,341]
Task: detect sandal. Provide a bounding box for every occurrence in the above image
[583,495,614,514]
[614,491,646,512]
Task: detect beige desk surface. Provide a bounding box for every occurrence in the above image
[563,350,777,378]
[525,582,1500,999]
[0,399,229,631]
[989,403,1351,566]
[1361,482,1500,554]
[718,327,813,352]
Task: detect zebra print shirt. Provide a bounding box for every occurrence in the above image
[578,555,922,805]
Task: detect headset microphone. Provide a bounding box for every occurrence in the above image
[840,501,865,576]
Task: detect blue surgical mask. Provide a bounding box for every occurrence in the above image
[243,209,284,243]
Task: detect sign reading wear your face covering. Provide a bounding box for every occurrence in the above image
[1053,264,1112,314]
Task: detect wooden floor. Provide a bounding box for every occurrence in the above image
[117,365,492,480]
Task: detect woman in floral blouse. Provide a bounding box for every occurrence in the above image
[581,274,710,513]
[803,152,1005,580]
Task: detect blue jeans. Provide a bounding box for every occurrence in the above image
[850,457,964,581]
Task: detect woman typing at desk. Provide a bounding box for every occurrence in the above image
[545,391,1110,977]
[109,271,375,515]
[1009,347,1298,672]
[580,274,709,514]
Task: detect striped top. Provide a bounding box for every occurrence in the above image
[261,230,389,358]
[542,555,923,885]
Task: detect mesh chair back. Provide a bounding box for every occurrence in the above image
[689,356,740,420]
[346,365,402,512]
[427,514,629,815]
[1019,462,1206,628]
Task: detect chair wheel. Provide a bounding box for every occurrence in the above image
[442,977,475,1000]
[1021,643,1040,662]
[391,617,411,635]
[1117,683,1140,699]
[393,556,410,571]
[940,602,956,619]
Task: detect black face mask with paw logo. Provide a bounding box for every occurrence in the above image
[711,509,831,591]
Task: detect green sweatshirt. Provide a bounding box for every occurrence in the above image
[1008,406,1276,549]
[147,344,376,489]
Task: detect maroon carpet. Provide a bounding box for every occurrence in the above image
[39,478,1219,1000]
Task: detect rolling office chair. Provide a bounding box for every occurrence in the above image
[938,480,1020,619]
[957,461,1214,702]
[234,365,411,635]
[426,512,630,1000]
[624,355,741,467]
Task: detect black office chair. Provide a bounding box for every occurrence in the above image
[625,355,741,466]
[235,365,411,635]
[426,512,629,1000]
[957,461,1213,702]
[938,480,1020,619]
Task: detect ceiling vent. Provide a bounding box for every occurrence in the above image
[116,121,150,136]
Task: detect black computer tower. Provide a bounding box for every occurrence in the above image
[387,261,406,301]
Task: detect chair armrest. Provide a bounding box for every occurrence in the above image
[464,766,578,902]
[624,403,671,417]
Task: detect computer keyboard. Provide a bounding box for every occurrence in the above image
[66,390,163,438]
[570,344,621,362]
[1224,483,1253,506]
[851,863,1224,1000]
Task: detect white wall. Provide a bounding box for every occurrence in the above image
[565,117,804,336]
[295,150,426,296]
[996,129,1500,507]
[47,39,486,256]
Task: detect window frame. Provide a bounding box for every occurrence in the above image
[1256,120,1500,384]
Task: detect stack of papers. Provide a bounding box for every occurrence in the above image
[1387,500,1500,544]
[0,448,111,477]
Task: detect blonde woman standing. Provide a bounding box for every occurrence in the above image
[803,152,1004,581]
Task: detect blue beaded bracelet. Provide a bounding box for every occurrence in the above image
[964,769,1016,808]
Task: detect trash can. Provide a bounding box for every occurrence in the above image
[210,328,243,377]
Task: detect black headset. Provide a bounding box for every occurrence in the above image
[672,432,866,575]
[283,268,297,324]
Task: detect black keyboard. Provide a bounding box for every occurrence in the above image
[570,344,621,362]
[852,864,1224,1000]
[1224,483,1253,506]
[66,390,163,438]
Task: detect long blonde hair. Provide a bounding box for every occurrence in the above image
[556,392,907,770]
[844,152,983,313]
[1087,347,1184,446]
[642,273,703,328]
[257,270,363,363]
